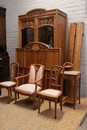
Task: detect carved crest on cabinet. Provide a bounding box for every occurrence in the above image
[22,20,34,28]
[26,8,46,17]
[24,42,50,51]
[38,17,54,26]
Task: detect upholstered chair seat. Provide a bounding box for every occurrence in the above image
[15,84,42,95]
[14,64,44,109]
[39,89,62,97]
[0,62,19,103]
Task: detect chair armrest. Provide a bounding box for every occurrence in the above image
[34,75,43,84]
[34,75,43,92]
[15,73,30,86]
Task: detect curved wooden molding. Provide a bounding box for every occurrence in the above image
[26,8,46,17]
[24,42,51,51]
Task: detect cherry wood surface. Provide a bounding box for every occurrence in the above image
[63,70,81,109]
[17,8,67,65]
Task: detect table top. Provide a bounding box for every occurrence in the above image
[64,70,81,76]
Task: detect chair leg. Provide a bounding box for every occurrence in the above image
[78,78,80,104]
[49,100,51,108]
[14,91,17,103]
[18,93,19,99]
[8,89,11,104]
[60,95,62,111]
[42,98,44,102]
[33,95,36,110]
[10,88,12,96]
[38,96,40,113]
[55,99,57,119]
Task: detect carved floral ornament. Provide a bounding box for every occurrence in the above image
[24,42,50,51]
[22,17,54,28]
[26,8,46,17]
[38,17,54,26]
[22,20,34,28]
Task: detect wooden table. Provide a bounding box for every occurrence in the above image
[63,70,81,109]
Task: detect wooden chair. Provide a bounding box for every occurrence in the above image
[14,64,45,109]
[63,62,78,71]
[37,65,64,119]
[63,62,74,70]
[0,62,19,103]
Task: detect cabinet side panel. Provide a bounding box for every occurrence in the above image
[57,14,67,65]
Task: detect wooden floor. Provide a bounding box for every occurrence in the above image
[0,88,87,130]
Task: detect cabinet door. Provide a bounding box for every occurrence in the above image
[22,28,34,47]
[38,26,54,47]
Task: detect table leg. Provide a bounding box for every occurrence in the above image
[79,77,81,104]
[38,95,40,113]
[73,78,76,109]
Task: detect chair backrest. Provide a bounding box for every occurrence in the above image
[10,62,19,81]
[28,64,45,87]
[49,65,64,91]
[63,62,77,71]
[63,62,74,70]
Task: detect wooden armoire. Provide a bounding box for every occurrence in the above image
[16,8,67,89]
[0,7,9,81]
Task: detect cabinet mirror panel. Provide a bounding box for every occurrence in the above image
[38,26,54,47]
[22,28,34,47]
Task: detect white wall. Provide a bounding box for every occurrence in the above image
[0,0,87,96]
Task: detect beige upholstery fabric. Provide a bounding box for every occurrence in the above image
[14,64,45,109]
[0,81,16,87]
[36,66,43,86]
[39,89,61,97]
[28,65,35,83]
[15,84,42,94]
[37,65,64,119]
